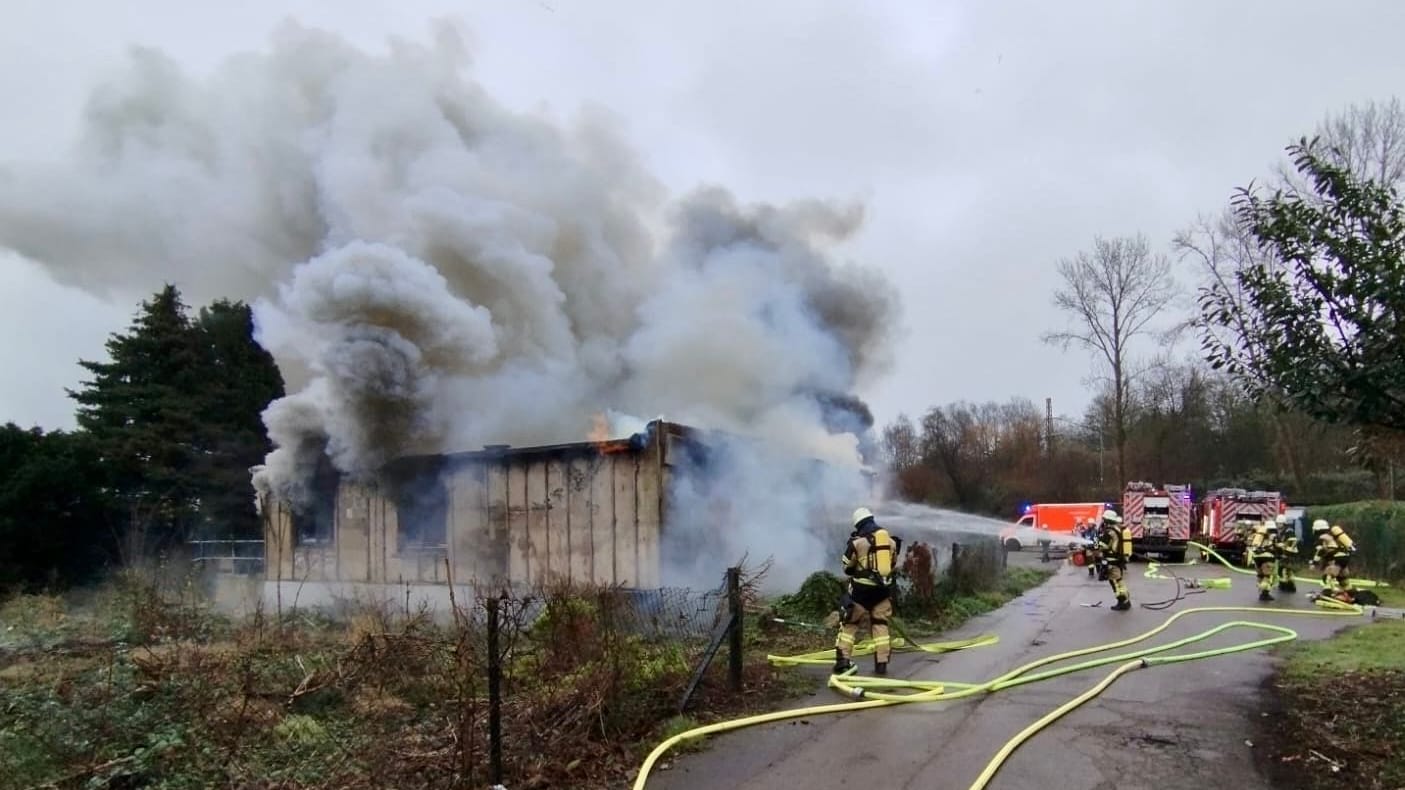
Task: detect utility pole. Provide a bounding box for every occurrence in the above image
[1045,397,1054,457]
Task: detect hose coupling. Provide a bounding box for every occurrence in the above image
[850,687,866,700]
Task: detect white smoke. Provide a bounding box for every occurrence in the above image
[0,20,900,590]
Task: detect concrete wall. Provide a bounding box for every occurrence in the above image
[263,422,693,590]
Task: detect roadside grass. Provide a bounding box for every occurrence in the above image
[1262,618,1405,789]
[1279,618,1405,681]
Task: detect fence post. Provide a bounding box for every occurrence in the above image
[487,596,503,785]
[727,566,743,692]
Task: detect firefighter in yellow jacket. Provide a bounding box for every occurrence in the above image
[834,507,903,676]
[1274,514,1299,593]
[1096,511,1133,610]
[1309,519,1357,600]
[1247,520,1278,602]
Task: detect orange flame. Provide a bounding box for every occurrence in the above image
[589,413,610,443]
[588,412,630,454]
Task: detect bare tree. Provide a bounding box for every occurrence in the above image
[1174,209,1309,490]
[881,413,920,472]
[1042,234,1178,485]
[1277,96,1405,190]
[1182,98,1405,489]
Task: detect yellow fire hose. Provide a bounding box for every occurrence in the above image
[1186,540,1389,593]
[632,599,1366,790]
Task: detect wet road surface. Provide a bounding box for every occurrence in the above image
[647,559,1358,790]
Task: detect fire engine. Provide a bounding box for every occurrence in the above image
[1197,488,1284,565]
[1123,482,1193,562]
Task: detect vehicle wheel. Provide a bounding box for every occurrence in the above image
[1168,550,1186,564]
[1004,538,1021,552]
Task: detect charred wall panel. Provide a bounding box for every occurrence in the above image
[589,456,615,585]
[614,454,639,586]
[545,458,571,582]
[567,456,594,583]
[336,483,372,582]
[636,446,662,589]
[449,461,488,584]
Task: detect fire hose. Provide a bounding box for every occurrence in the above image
[1187,540,1390,592]
[631,601,1365,790]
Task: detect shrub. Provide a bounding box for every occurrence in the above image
[1301,501,1405,582]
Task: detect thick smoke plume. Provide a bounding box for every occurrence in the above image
[0,20,900,589]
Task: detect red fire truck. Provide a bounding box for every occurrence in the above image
[1197,488,1284,565]
[1124,482,1193,562]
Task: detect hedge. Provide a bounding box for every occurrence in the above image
[1300,501,1405,583]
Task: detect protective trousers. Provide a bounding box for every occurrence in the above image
[1323,556,1351,593]
[1253,554,1276,595]
[1107,563,1130,609]
[835,595,893,663]
[1276,558,1296,592]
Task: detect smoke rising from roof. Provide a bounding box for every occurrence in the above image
[0,20,900,587]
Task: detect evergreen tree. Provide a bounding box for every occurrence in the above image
[70,285,205,556]
[190,300,285,538]
[67,285,286,557]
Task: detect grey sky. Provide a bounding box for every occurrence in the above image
[3,0,1404,433]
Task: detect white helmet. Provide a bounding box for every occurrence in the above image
[1275,514,1287,525]
[852,507,875,529]
[1312,519,1329,532]
[1100,510,1122,524]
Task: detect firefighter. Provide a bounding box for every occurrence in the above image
[1274,514,1298,593]
[1247,520,1278,602]
[1078,519,1100,578]
[834,507,903,676]
[1097,511,1133,610]
[1309,519,1357,600]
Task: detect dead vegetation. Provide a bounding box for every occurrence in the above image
[0,562,804,790]
[1256,621,1405,790]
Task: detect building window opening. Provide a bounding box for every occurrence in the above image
[292,454,339,546]
[385,456,448,550]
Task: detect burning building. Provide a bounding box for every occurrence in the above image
[258,419,877,609]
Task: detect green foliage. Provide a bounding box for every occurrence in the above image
[772,571,845,620]
[898,566,1054,633]
[0,424,115,590]
[58,285,284,561]
[1301,500,1405,582]
[1201,139,1405,435]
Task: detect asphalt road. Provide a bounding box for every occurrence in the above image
[647,559,1358,790]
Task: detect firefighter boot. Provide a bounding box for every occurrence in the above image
[1111,595,1131,611]
[874,661,888,676]
[1087,564,1095,578]
[833,648,853,675]
[1258,588,1274,602]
